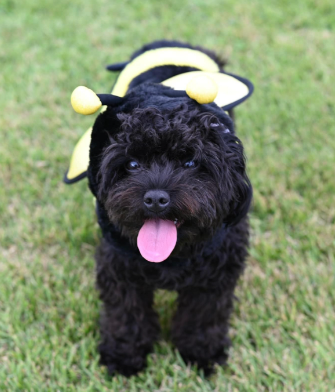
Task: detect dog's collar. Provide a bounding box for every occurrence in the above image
[96,201,228,263]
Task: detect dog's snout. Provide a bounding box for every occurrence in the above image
[143,190,170,212]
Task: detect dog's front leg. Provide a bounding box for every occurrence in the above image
[171,287,235,375]
[98,280,160,377]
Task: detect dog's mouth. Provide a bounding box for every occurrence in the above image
[137,219,182,262]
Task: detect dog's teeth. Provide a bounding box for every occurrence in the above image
[174,219,178,225]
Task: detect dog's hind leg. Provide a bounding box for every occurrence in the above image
[171,287,235,375]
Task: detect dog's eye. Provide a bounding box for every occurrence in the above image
[183,160,197,169]
[126,161,140,171]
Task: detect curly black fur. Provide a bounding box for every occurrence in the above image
[86,40,252,377]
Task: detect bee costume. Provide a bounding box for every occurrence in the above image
[64,42,253,184]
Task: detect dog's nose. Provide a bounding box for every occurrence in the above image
[143,190,170,213]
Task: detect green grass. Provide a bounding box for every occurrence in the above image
[1,0,334,390]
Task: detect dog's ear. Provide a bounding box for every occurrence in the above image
[224,172,253,227]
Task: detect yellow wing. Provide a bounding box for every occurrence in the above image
[64,127,92,183]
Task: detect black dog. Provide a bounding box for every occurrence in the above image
[71,40,253,376]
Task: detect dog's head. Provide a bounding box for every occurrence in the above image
[88,84,252,262]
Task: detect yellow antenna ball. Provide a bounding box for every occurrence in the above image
[71,86,102,115]
[186,74,218,104]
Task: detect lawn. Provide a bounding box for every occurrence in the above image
[0,0,334,390]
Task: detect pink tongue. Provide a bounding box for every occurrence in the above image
[137,219,177,262]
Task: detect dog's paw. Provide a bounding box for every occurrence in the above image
[98,343,147,377]
[179,342,230,376]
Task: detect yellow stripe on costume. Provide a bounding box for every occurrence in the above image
[66,127,92,180]
[111,48,220,97]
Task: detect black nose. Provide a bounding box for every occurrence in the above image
[143,190,170,213]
